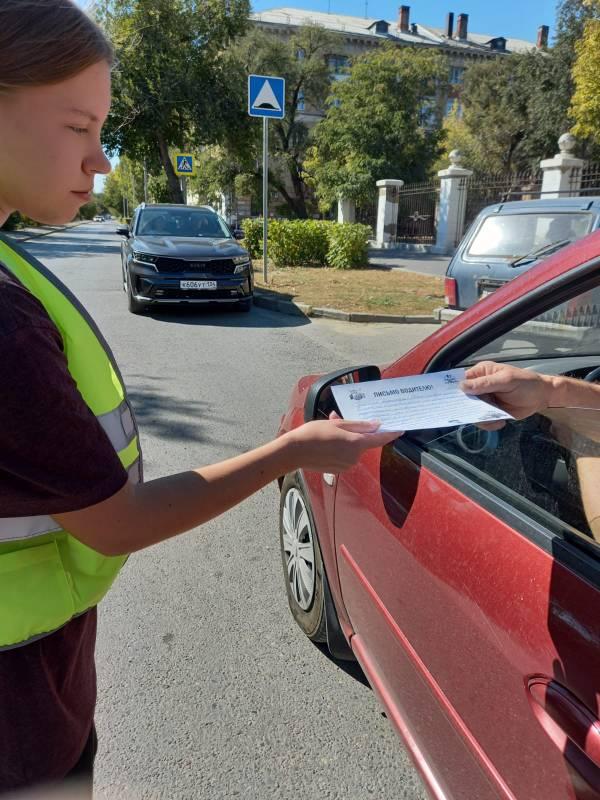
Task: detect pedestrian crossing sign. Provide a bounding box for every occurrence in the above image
[248,75,285,119]
[174,154,196,176]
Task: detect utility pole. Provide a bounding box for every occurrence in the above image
[262,118,269,282]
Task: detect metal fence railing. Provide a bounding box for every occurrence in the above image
[463,171,543,231]
[393,180,440,244]
[355,193,378,235]
[579,162,600,197]
[370,161,600,249]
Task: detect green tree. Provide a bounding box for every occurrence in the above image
[304,44,447,210]
[459,50,573,174]
[569,2,600,142]
[222,24,338,217]
[434,102,488,173]
[102,157,145,218]
[96,0,250,204]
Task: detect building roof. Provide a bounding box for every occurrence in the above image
[250,7,539,55]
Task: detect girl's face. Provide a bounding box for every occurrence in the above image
[0,60,112,225]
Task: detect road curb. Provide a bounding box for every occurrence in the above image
[253,291,441,324]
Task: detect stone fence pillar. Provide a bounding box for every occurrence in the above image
[375,179,404,248]
[337,198,356,224]
[540,133,585,199]
[433,151,473,255]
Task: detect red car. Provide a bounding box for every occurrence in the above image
[277,232,600,800]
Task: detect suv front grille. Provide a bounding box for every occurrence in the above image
[155,257,236,275]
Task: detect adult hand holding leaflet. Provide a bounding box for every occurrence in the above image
[331,368,514,432]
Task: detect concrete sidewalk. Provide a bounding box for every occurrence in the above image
[368,247,451,278]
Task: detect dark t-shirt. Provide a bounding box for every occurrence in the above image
[0,263,128,792]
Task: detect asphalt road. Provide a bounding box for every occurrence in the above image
[20,222,437,800]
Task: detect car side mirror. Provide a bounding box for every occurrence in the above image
[304,365,381,423]
[115,226,130,237]
[233,229,245,240]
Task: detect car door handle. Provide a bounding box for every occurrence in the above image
[527,676,600,790]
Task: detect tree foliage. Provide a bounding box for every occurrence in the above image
[458,50,573,173]
[304,44,447,209]
[222,24,339,217]
[96,0,250,203]
[569,2,600,142]
[102,157,145,217]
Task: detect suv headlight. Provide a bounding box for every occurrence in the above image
[132,251,158,265]
[232,255,251,274]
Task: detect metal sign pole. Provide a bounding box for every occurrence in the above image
[263,116,269,283]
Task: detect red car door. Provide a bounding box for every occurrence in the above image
[333,287,600,799]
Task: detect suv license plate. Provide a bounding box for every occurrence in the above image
[180,280,217,290]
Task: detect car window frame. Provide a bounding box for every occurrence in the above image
[428,255,600,371]
[394,253,600,583]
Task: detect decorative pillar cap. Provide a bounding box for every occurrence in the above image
[558,133,577,155]
[376,179,404,188]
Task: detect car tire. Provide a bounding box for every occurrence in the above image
[279,473,327,643]
[236,297,253,312]
[126,271,147,315]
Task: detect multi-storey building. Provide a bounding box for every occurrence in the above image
[250,6,546,122]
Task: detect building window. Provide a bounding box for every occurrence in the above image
[297,88,305,111]
[419,97,438,128]
[327,54,349,75]
[296,48,305,60]
[449,65,465,85]
[444,98,464,118]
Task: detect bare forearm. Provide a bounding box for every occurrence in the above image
[59,434,297,556]
[55,417,398,557]
[546,374,600,410]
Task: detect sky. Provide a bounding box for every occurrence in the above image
[251,0,558,42]
[90,0,558,193]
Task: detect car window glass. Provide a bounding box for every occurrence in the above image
[137,209,230,238]
[467,213,592,260]
[464,284,600,363]
[408,408,600,555]
[406,277,600,556]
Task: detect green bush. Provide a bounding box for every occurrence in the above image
[325,223,371,269]
[268,219,329,267]
[242,217,371,269]
[241,217,263,259]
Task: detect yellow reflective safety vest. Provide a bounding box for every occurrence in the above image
[0,233,142,650]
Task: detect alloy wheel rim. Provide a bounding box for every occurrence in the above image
[282,488,316,611]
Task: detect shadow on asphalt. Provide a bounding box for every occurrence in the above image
[124,376,239,450]
[146,303,310,329]
[313,642,371,689]
[20,237,121,259]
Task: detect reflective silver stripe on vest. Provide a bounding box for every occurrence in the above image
[98,401,136,453]
[0,404,140,543]
[0,515,61,543]
[0,461,141,543]
[127,458,142,485]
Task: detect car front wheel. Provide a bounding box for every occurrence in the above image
[279,473,326,642]
[235,297,253,312]
[126,270,148,315]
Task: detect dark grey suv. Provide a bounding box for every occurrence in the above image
[116,203,253,314]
